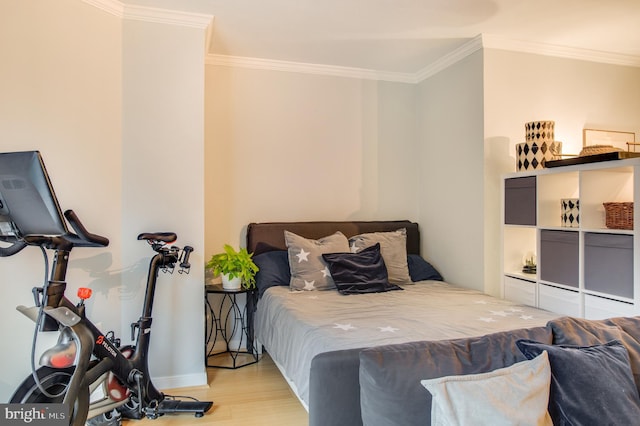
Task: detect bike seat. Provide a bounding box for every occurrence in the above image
[137,232,177,243]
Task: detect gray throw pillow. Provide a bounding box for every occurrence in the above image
[349,228,411,285]
[284,230,350,291]
[548,315,640,395]
[517,339,640,425]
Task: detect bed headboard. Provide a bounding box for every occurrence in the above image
[246,220,420,256]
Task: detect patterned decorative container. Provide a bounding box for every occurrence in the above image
[517,120,561,171]
[525,121,555,143]
[561,198,579,228]
[516,141,562,171]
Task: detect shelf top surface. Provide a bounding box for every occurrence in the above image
[503,225,635,234]
[505,156,640,178]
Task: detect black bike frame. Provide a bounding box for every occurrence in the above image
[44,245,176,411]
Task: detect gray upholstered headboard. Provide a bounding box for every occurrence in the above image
[246,220,420,256]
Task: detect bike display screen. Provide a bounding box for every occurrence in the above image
[0,151,68,238]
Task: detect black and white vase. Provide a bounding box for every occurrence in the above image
[516,120,562,171]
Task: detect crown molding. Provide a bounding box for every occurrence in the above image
[124,4,213,29]
[206,36,486,83]
[411,33,640,83]
[481,34,640,68]
[81,1,639,79]
[207,33,640,83]
[205,55,417,83]
[414,35,484,82]
[81,0,214,29]
[81,0,123,16]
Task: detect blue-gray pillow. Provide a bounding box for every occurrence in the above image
[517,339,640,425]
[547,315,640,396]
[322,243,402,295]
[252,250,290,298]
[407,254,443,282]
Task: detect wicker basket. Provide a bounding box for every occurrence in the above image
[603,202,634,230]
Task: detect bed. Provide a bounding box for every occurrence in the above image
[247,220,560,426]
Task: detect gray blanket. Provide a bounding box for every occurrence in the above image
[255,281,560,405]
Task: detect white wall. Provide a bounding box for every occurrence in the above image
[0,0,209,402]
[204,66,418,259]
[415,52,485,290]
[483,49,640,296]
[121,18,208,388]
[0,0,123,402]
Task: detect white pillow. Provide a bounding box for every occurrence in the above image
[420,351,552,426]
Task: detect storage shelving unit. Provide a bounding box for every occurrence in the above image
[501,158,640,319]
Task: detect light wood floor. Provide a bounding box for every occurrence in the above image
[123,353,308,426]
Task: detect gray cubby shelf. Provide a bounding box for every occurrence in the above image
[501,158,639,319]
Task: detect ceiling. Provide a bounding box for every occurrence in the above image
[121,0,640,75]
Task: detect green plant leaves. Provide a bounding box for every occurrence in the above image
[206,244,259,289]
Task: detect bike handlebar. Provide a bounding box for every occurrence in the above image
[180,246,193,269]
[65,210,110,248]
[0,209,109,256]
[0,207,193,266]
[0,240,28,257]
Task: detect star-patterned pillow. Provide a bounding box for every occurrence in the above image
[284,230,350,291]
[349,228,412,285]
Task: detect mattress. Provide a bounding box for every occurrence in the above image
[255,280,560,406]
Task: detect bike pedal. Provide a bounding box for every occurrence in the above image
[156,399,213,417]
[86,409,122,426]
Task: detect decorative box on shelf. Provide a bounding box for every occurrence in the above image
[561,198,579,228]
[516,121,562,171]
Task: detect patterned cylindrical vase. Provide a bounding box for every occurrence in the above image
[516,141,562,171]
[525,121,555,143]
[516,121,561,171]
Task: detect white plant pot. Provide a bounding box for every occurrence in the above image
[221,273,242,290]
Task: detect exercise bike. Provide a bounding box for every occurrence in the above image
[0,151,212,425]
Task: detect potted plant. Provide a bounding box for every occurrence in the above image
[206,244,259,290]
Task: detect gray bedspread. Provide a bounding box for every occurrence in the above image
[255,281,561,405]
